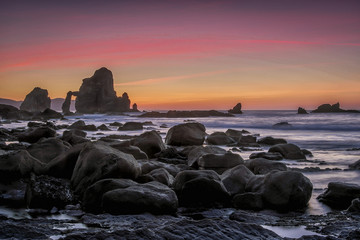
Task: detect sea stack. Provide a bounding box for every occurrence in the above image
[297,107,308,114]
[74,67,132,113]
[20,87,51,113]
[228,103,243,114]
[312,102,359,113]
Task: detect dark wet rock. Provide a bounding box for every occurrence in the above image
[237,135,258,147]
[317,182,360,209]
[109,141,148,160]
[269,143,306,160]
[130,130,165,158]
[154,147,187,161]
[0,151,45,182]
[109,121,123,127]
[0,179,27,207]
[298,107,308,114]
[68,120,86,129]
[139,110,234,118]
[349,160,360,170]
[206,132,236,145]
[165,122,206,146]
[302,149,313,157]
[232,192,264,210]
[249,152,283,160]
[221,164,254,196]
[20,87,51,113]
[225,129,243,140]
[0,104,20,119]
[272,121,293,129]
[187,145,226,167]
[75,67,131,113]
[245,158,287,174]
[43,143,85,179]
[97,124,110,131]
[347,198,360,214]
[118,122,143,131]
[230,209,278,224]
[39,108,62,119]
[228,102,243,114]
[61,129,90,145]
[71,142,141,196]
[173,170,230,207]
[18,126,56,143]
[197,152,244,174]
[257,136,287,145]
[103,181,178,215]
[62,91,73,114]
[25,174,74,209]
[139,160,190,178]
[132,103,139,111]
[142,168,174,186]
[26,137,71,164]
[312,102,359,113]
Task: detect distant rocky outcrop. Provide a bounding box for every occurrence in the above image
[132,103,139,112]
[74,67,132,113]
[62,91,73,115]
[312,102,359,113]
[139,110,234,118]
[297,107,308,114]
[228,103,243,114]
[20,87,51,113]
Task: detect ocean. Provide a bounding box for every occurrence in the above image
[2,110,360,215]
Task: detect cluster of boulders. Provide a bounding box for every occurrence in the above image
[298,103,359,114]
[0,120,320,216]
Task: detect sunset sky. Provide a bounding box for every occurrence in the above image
[0,0,359,110]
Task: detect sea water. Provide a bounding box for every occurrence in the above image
[1,110,360,215]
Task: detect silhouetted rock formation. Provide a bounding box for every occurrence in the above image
[62,91,73,114]
[312,102,359,113]
[20,87,51,113]
[228,103,243,114]
[132,103,139,112]
[297,107,308,114]
[74,67,132,113]
[139,110,234,118]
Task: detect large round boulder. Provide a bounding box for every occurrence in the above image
[261,171,313,210]
[102,181,178,215]
[131,130,165,158]
[317,182,360,209]
[71,142,141,196]
[165,122,206,146]
[141,168,174,186]
[245,158,287,174]
[18,126,56,143]
[197,152,244,174]
[206,132,235,145]
[257,136,287,145]
[268,143,306,160]
[173,170,230,207]
[221,165,254,196]
[187,146,226,167]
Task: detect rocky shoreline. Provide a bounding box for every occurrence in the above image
[0,116,360,239]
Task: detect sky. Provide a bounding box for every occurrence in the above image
[0,0,359,110]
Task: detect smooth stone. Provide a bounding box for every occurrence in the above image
[197,152,244,174]
[245,158,287,174]
[317,182,360,209]
[249,152,283,160]
[206,132,236,145]
[221,164,254,196]
[130,130,165,158]
[165,122,206,146]
[18,126,56,143]
[268,143,306,160]
[257,136,287,145]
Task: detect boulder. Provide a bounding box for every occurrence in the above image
[311,102,358,113]
[118,122,143,131]
[197,152,244,174]
[0,104,20,119]
[317,182,360,209]
[232,192,264,210]
[0,151,45,182]
[109,122,123,127]
[268,143,306,160]
[139,160,190,177]
[349,160,360,170]
[68,120,96,131]
[102,181,178,215]
[71,142,141,196]
[187,146,226,167]
[249,152,283,161]
[82,178,137,213]
[272,122,293,129]
[39,108,62,119]
[142,168,174,186]
[165,122,206,146]
[26,137,71,164]
[221,165,254,196]
[173,170,230,207]
[25,174,74,209]
[154,147,187,163]
[237,135,258,146]
[97,124,110,131]
[261,171,313,210]
[206,132,236,145]
[75,67,131,113]
[225,129,245,140]
[20,87,51,113]
[18,126,56,143]
[61,129,89,145]
[109,142,148,160]
[257,136,287,145]
[347,198,360,214]
[130,131,165,158]
[245,158,287,174]
[228,103,243,114]
[298,107,308,114]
